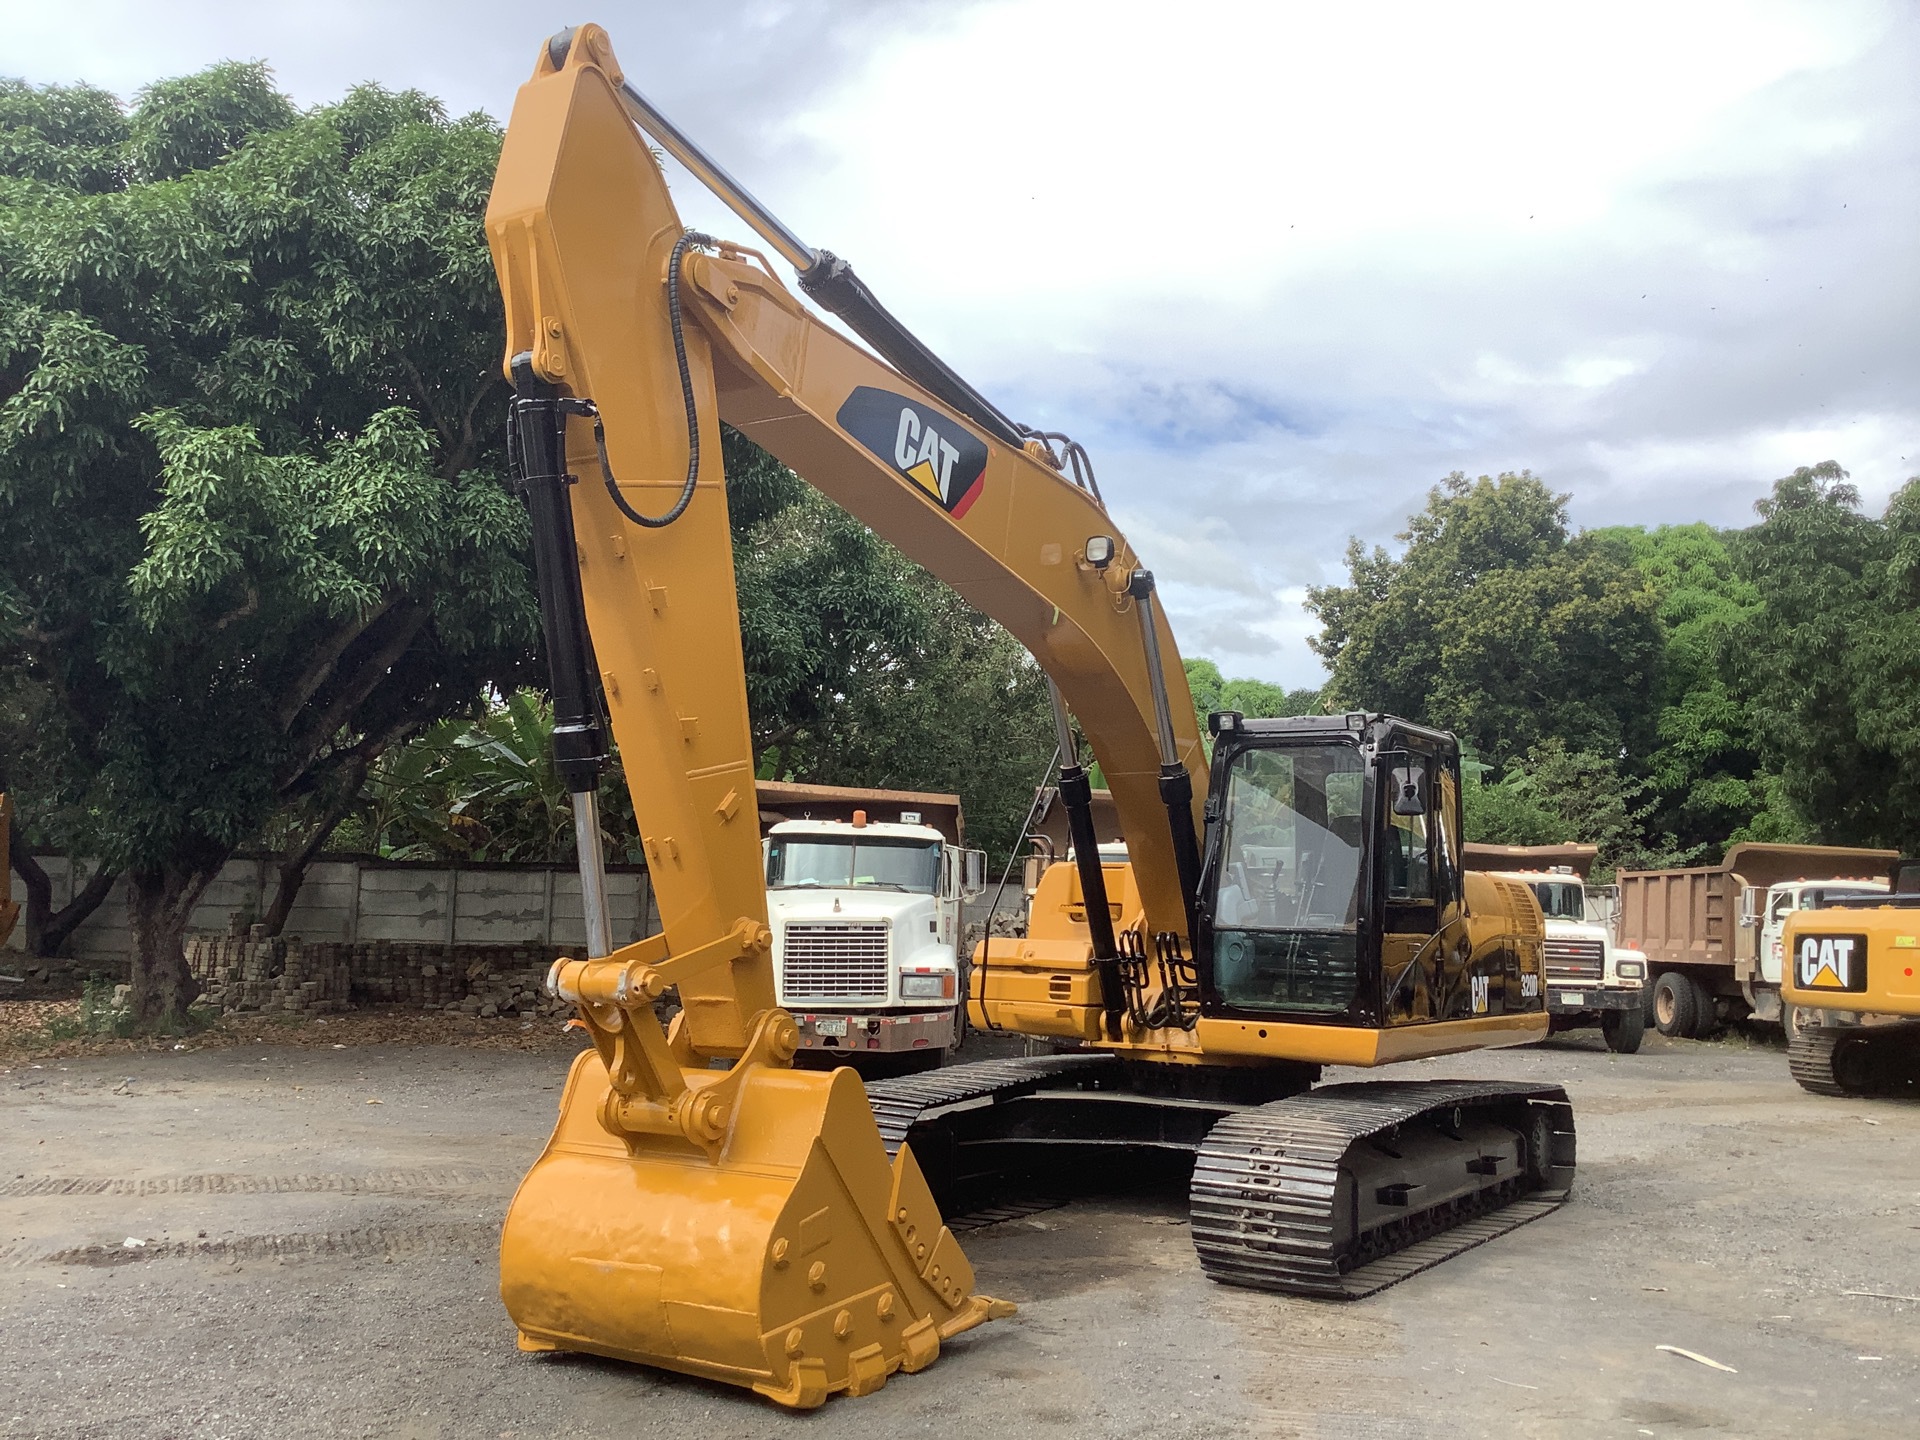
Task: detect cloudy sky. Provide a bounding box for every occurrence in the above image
[9,0,1916,686]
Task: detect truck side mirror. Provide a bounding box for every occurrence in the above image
[962,849,987,900]
[1737,886,1760,927]
[1390,766,1427,817]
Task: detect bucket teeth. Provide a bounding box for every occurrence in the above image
[501,1051,1012,1407]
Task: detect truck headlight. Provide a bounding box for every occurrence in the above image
[1615,959,1645,980]
[900,972,955,1000]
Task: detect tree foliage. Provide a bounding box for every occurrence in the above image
[1463,740,1694,880]
[1730,463,1920,852]
[0,68,534,1024]
[1183,658,1320,733]
[1307,472,1663,764]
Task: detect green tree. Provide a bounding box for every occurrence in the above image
[1732,462,1920,851]
[0,69,535,1026]
[1306,472,1663,766]
[1183,657,1321,734]
[1462,740,1694,879]
[1589,522,1776,851]
[349,430,1061,869]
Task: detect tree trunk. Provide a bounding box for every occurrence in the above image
[10,849,121,958]
[263,807,348,937]
[125,864,217,1030]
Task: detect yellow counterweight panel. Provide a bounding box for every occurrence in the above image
[1782,909,1920,1019]
[485,28,1010,1405]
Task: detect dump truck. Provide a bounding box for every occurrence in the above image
[754,782,985,1069]
[1464,844,1647,1052]
[1615,844,1897,1037]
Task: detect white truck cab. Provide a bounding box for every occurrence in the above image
[764,814,985,1069]
[1507,869,1648,1052]
[1750,878,1889,987]
[1465,845,1646,1053]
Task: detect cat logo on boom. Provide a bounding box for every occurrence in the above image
[1796,932,1868,992]
[836,386,989,519]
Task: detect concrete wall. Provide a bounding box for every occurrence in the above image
[5,856,660,968]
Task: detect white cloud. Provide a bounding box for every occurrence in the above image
[9,0,1915,689]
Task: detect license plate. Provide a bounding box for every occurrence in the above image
[813,1017,848,1037]
[1557,992,1586,1008]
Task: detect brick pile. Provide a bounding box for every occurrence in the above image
[187,925,351,1014]
[185,920,576,1019]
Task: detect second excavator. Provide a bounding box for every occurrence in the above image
[485,23,1575,1408]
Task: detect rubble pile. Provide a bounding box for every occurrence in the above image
[185,919,573,1019]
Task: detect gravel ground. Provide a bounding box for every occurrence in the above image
[2,1022,1917,1439]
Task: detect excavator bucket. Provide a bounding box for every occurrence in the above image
[501,1048,1011,1408]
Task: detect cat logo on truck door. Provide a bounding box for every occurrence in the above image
[1796,933,1869,992]
[836,386,989,519]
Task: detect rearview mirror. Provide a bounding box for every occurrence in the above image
[1390,766,1427,817]
[962,848,987,900]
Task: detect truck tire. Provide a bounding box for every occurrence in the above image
[1652,972,1697,1038]
[1602,1005,1645,1054]
[1688,976,1720,1036]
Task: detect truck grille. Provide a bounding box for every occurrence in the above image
[781,922,889,1002]
[1545,938,1604,982]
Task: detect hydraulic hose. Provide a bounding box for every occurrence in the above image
[576,229,715,530]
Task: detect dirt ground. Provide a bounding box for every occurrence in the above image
[3,1015,1917,1439]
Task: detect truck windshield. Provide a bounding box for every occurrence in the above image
[1210,743,1365,1013]
[1799,886,1882,909]
[1527,882,1586,920]
[767,836,940,893]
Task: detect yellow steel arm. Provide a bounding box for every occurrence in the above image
[489,25,1207,1056]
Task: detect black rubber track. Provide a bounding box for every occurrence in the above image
[864,1052,1121,1158]
[1189,1079,1575,1299]
[1787,1027,1848,1095]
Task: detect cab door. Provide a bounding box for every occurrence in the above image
[1381,750,1479,1024]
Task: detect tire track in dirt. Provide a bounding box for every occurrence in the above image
[5,1220,500,1268]
[0,1168,513,1199]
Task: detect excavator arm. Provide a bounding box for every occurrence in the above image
[485,24,1205,1406]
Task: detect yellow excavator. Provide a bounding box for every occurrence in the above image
[487,24,1572,1409]
[1781,860,1920,1096]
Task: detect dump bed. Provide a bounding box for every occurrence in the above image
[1616,844,1899,970]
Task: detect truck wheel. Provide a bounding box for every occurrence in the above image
[1688,977,1720,1037]
[1652,972,1697,1038]
[1602,1005,1645,1055]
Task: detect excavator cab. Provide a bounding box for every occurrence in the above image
[1197,713,1485,1030]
